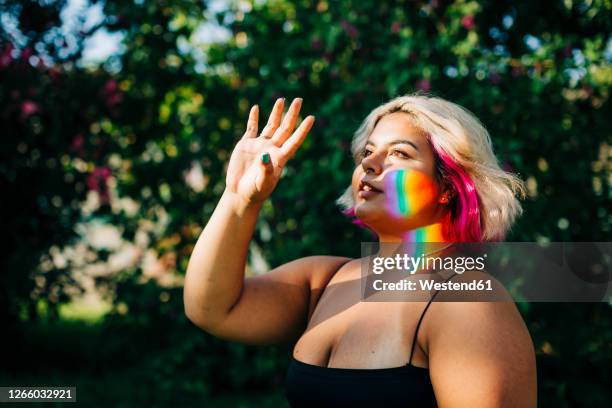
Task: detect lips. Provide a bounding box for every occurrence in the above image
[359,179,383,193]
[359,179,383,196]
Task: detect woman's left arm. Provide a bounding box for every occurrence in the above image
[426,299,537,407]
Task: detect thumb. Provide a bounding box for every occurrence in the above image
[255,152,274,192]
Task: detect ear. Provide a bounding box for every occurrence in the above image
[438,185,455,204]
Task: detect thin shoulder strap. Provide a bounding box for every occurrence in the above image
[408,273,458,365]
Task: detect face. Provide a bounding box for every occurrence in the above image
[351,112,448,236]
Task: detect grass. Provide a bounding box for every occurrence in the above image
[57,299,111,324]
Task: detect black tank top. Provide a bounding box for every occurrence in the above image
[284,264,456,408]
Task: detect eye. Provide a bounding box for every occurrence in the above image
[392,149,411,159]
[361,148,373,158]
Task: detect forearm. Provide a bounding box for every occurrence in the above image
[184,188,263,327]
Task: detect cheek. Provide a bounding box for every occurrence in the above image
[384,169,439,219]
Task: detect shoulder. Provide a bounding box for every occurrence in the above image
[428,299,530,346]
[303,255,354,287]
[275,255,354,289]
[423,296,536,406]
[424,270,532,355]
[281,255,353,321]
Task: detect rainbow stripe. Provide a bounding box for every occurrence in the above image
[402,222,446,242]
[383,169,448,242]
[385,169,437,218]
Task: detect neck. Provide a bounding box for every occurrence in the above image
[376,219,452,260]
[377,220,449,243]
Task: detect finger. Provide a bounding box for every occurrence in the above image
[280,115,315,161]
[260,98,284,138]
[255,152,274,192]
[243,105,259,138]
[271,97,302,145]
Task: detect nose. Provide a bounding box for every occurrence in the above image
[361,151,383,175]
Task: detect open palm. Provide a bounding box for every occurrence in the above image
[225,98,315,205]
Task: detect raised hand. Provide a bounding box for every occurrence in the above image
[225,97,315,207]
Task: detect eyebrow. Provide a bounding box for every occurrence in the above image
[365,139,419,152]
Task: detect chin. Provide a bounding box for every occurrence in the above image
[354,201,390,226]
[355,201,417,233]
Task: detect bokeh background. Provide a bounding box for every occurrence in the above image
[1,0,610,406]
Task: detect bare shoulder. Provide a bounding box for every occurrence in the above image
[427,299,533,353]
[305,255,354,286]
[424,296,537,406]
[425,269,533,359]
[271,254,353,290]
[276,255,353,319]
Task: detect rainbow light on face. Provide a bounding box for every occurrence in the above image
[383,169,448,242]
[385,169,438,219]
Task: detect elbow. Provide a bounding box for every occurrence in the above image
[184,302,214,332]
[183,289,222,333]
[183,288,208,329]
[183,297,198,325]
[183,274,206,326]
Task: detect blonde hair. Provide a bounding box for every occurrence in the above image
[337,93,526,241]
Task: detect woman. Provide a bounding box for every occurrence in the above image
[183,94,537,407]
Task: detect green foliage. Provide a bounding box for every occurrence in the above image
[1,0,610,406]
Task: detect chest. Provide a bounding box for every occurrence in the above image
[293,264,421,369]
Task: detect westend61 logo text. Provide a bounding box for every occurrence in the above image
[371,253,487,275]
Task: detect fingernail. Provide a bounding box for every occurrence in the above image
[261,152,271,164]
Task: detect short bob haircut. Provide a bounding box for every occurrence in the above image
[337,93,526,242]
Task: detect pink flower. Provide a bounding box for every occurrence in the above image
[391,22,401,34]
[20,48,33,62]
[99,166,111,179]
[0,43,14,69]
[461,15,475,30]
[415,79,431,92]
[101,79,123,109]
[86,166,112,203]
[104,79,118,93]
[21,101,40,118]
[106,93,123,107]
[71,134,84,150]
[86,173,99,191]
